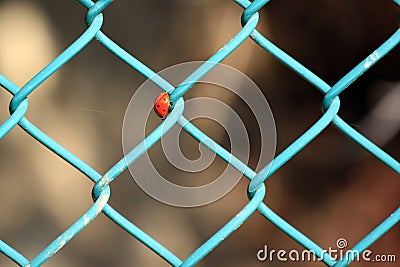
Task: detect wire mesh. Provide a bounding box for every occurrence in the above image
[1,0,399,266]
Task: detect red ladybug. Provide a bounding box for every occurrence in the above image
[154,92,171,119]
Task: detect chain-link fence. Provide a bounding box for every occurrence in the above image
[1,0,399,266]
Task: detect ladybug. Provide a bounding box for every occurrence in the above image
[154,92,171,119]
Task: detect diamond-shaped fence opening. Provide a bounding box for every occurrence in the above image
[1,0,399,266]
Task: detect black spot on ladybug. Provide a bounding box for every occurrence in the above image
[157,104,160,107]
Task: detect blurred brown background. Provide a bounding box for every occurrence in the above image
[0,0,399,266]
